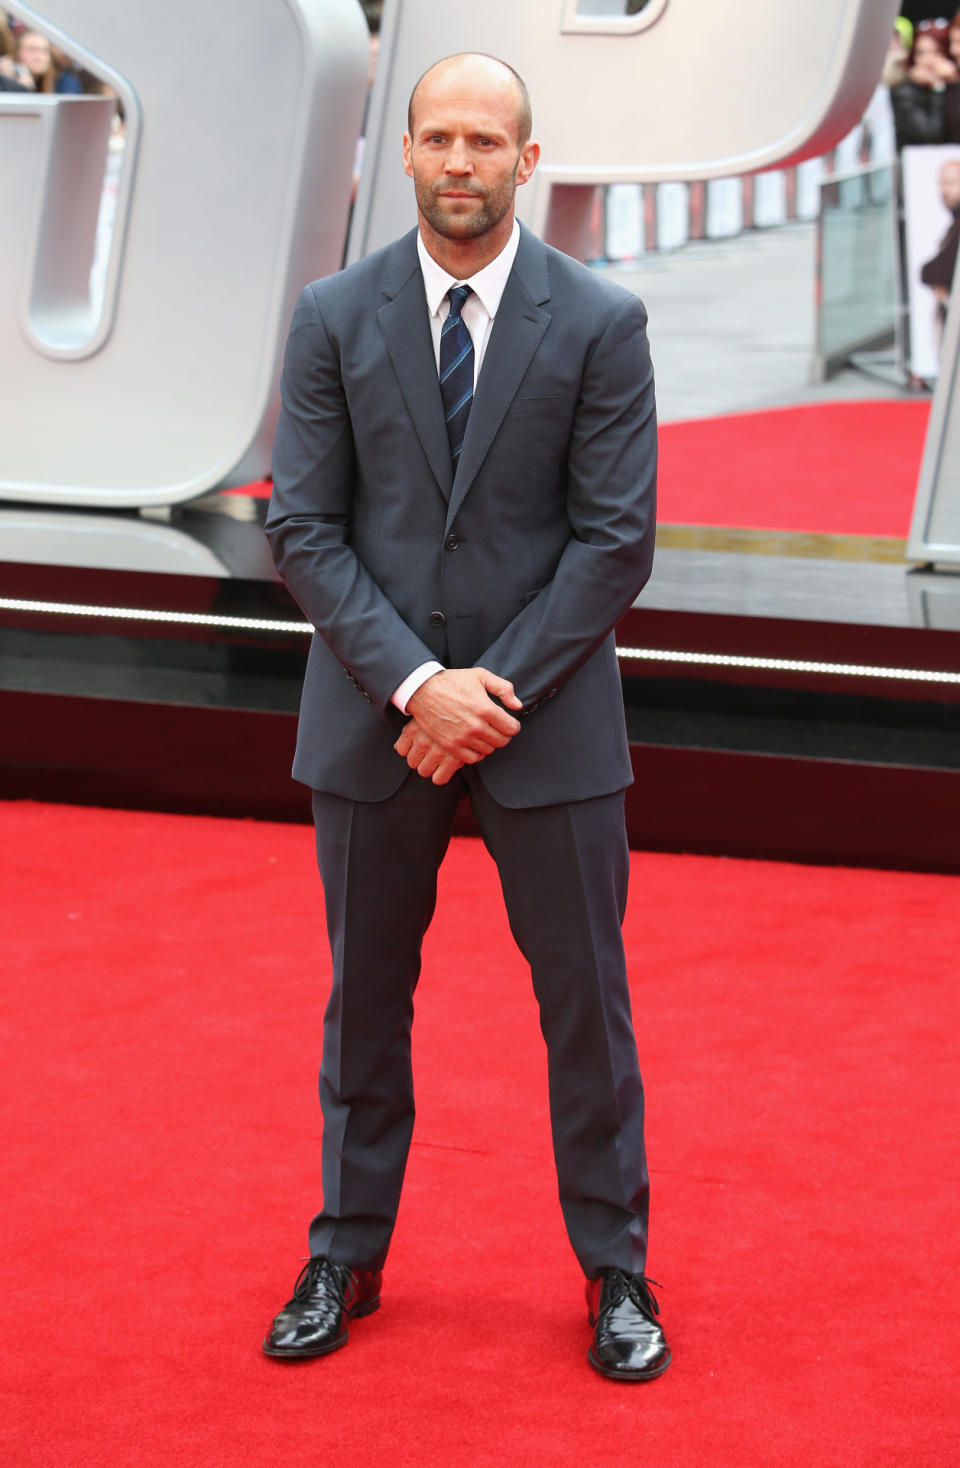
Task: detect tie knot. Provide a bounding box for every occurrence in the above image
[447,285,472,319]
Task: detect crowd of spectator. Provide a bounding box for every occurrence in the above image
[0,12,110,97]
[878,15,960,375]
[3,15,72,93]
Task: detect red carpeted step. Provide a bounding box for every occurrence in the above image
[1,800,957,1466]
[656,399,931,536]
[230,400,931,540]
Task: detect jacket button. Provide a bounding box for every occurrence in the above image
[429,610,446,627]
[444,535,460,550]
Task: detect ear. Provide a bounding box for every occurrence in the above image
[515,140,541,188]
[402,132,414,179]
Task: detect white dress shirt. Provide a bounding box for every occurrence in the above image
[391,221,522,714]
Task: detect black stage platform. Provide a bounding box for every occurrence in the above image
[1,496,958,871]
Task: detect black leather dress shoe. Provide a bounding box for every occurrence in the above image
[586,1269,671,1381]
[262,1255,382,1359]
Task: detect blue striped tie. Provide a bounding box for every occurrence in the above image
[439,285,474,467]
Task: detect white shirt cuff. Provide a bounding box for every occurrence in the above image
[391,661,444,714]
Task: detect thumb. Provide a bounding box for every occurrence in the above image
[477,668,523,710]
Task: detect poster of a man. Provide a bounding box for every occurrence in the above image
[903,144,960,378]
[920,158,960,329]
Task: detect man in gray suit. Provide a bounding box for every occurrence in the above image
[262,52,667,1382]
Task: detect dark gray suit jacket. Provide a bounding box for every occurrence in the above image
[266,223,657,808]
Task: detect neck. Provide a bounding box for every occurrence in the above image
[417,211,515,278]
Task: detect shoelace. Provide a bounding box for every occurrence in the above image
[603,1269,663,1318]
[291,1255,351,1305]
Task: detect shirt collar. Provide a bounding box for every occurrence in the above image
[417,219,520,320]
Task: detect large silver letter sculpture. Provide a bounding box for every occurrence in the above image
[0,0,368,508]
[2,0,895,509]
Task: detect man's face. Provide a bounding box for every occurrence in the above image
[941,162,960,213]
[402,60,538,242]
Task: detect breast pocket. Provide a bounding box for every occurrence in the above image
[507,394,569,417]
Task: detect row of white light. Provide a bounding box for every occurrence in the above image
[615,644,960,684]
[0,596,312,635]
[1,596,959,686]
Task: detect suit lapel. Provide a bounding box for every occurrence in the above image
[376,225,553,515]
[445,226,552,529]
[377,230,454,502]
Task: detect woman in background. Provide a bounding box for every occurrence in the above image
[890,19,957,149]
[13,29,55,91]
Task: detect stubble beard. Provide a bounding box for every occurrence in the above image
[415,171,517,240]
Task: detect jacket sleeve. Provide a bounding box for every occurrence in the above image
[891,82,946,146]
[264,284,437,713]
[476,292,657,708]
[920,220,960,289]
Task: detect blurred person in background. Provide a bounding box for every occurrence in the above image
[890,18,957,147]
[920,154,960,338]
[360,0,381,93]
[944,11,960,138]
[13,28,55,90]
[882,16,913,89]
[352,4,381,196]
[50,44,84,95]
[11,28,86,94]
[0,13,32,88]
[949,10,960,66]
[3,25,96,98]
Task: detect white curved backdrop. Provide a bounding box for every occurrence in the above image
[1,0,896,508]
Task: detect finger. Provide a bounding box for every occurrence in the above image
[443,728,509,758]
[479,708,522,738]
[394,718,420,757]
[460,702,521,741]
[476,668,524,712]
[431,756,463,786]
[425,718,511,757]
[405,736,432,770]
[416,747,443,778]
[463,738,496,759]
[442,730,503,763]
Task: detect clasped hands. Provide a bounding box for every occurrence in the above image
[393,667,523,785]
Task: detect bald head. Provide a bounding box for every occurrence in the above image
[941,159,960,212]
[401,52,540,272]
[408,53,532,149]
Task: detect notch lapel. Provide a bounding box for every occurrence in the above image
[377,232,454,502]
[445,228,552,529]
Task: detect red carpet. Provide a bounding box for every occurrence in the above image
[2,800,958,1466]
[656,400,931,537]
[234,400,931,538]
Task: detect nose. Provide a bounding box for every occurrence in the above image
[444,139,473,176]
